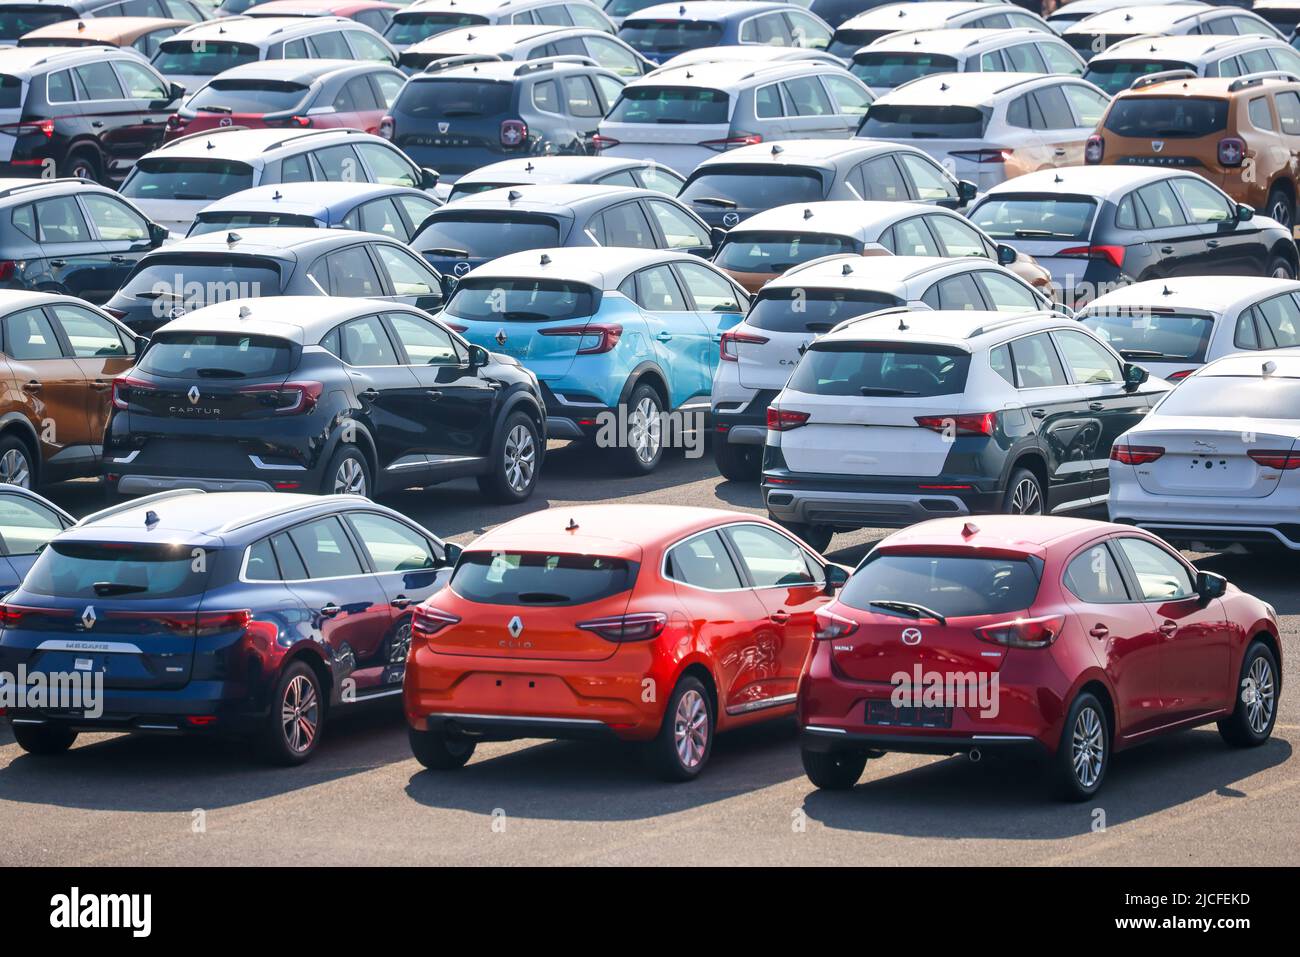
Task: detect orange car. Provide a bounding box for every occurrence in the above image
[18,17,189,58]
[403,505,844,780]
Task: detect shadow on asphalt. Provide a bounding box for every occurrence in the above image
[802,729,1292,839]
[1195,550,1300,616]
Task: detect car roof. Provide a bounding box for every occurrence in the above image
[1063,2,1215,33]
[0,44,137,76]
[628,58,834,89]
[453,155,653,186]
[727,200,938,237]
[694,138,910,171]
[877,515,1121,558]
[404,22,567,53]
[864,26,1054,55]
[153,295,399,344]
[981,164,1176,200]
[205,57,387,83]
[0,176,119,204]
[654,44,841,72]
[871,70,1068,107]
[625,1,803,22]
[1080,276,1300,316]
[0,287,102,313]
[171,15,358,44]
[460,245,705,288]
[469,504,750,557]
[816,307,1062,347]
[154,226,381,261]
[403,0,555,12]
[21,16,189,42]
[152,126,382,160]
[1117,74,1298,97]
[765,254,981,291]
[198,180,421,216]
[248,0,397,12]
[1199,349,1300,377]
[840,1,1015,30]
[415,57,600,81]
[1095,32,1288,61]
[436,182,659,214]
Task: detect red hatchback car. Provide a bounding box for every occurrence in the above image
[404,505,845,780]
[798,516,1281,800]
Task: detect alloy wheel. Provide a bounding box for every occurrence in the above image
[673,689,709,769]
[1270,198,1293,229]
[628,396,662,465]
[281,675,319,755]
[333,457,366,496]
[1245,656,1276,735]
[1071,705,1105,789]
[388,622,411,666]
[0,448,31,488]
[1009,478,1041,515]
[503,424,536,493]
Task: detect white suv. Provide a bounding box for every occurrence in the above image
[712,254,1055,479]
[827,1,1052,60]
[1061,3,1284,63]
[761,308,1170,550]
[383,0,616,51]
[1082,34,1300,96]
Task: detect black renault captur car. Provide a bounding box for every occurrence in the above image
[0,490,457,764]
[105,296,545,502]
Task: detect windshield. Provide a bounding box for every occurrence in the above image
[153,40,260,77]
[747,287,904,333]
[714,231,858,273]
[1081,311,1213,362]
[618,20,724,56]
[970,196,1096,241]
[787,342,971,397]
[138,331,296,379]
[1154,375,1300,418]
[850,52,958,89]
[452,550,637,605]
[384,11,489,46]
[681,168,824,208]
[118,257,282,305]
[859,103,987,139]
[1083,59,1192,96]
[1104,96,1229,137]
[416,214,561,259]
[447,279,598,323]
[607,86,730,124]
[23,542,214,600]
[186,79,311,115]
[397,78,514,118]
[122,158,254,202]
[840,553,1041,619]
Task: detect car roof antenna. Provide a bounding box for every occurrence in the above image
[566,518,579,532]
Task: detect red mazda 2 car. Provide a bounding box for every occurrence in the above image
[798,516,1281,800]
[404,505,845,780]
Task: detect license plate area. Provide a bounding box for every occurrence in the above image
[865,700,952,728]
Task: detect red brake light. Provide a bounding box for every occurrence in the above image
[238,380,323,415]
[500,119,527,147]
[412,606,460,639]
[111,374,154,410]
[699,132,761,151]
[1165,369,1194,382]
[1110,444,1164,465]
[719,328,769,361]
[589,133,620,151]
[1057,244,1125,270]
[1248,449,1300,470]
[537,323,623,354]
[974,614,1065,649]
[949,148,1009,164]
[813,607,859,641]
[576,612,667,642]
[767,407,810,431]
[0,260,15,281]
[1218,136,1245,168]
[914,412,996,437]
[378,115,394,140]
[1084,134,1103,164]
[290,115,311,128]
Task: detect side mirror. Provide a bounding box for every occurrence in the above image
[1236,203,1255,222]
[421,167,440,190]
[147,222,168,247]
[957,179,978,204]
[468,344,490,368]
[1196,569,1227,602]
[996,243,1018,267]
[710,226,728,249]
[133,334,149,356]
[823,564,850,594]
[442,541,463,567]
[168,82,185,103]
[1123,362,1149,391]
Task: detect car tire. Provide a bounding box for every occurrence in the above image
[1218,640,1279,748]
[617,383,665,475]
[0,434,35,488]
[714,437,761,481]
[1050,691,1109,802]
[11,723,77,755]
[320,444,371,497]
[647,675,714,781]
[66,148,101,184]
[1266,254,1296,280]
[409,726,476,770]
[1266,186,1294,231]
[801,747,867,790]
[774,519,832,553]
[1003,467,1045,516]
[257,661,325,766]
[477,411,540,503]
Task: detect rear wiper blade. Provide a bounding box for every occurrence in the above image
[423,247,469,258]
[868,600,947,626]
[860,386,916,396]
[1118,349,1167,359]
[196,105,232,114]
[1012,228,1055,237]
[515,592,570,604]
[691,196,737,208]
[92,581,148,596]
[136,289,182,300]
[502,311,547,321]
[195,367,245,378]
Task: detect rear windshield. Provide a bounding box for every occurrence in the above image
[1154,375,1300,418]
[970,195,1096,241]
[680,168,824,208]
[787,342,971,397]
[446,279,597,323]
[607,85,730,124]
[606,0,655,16]
[186,79,311,115]
[828,28,885,58]
[619,20,724,56]
[119,257,283,307]
[748,287,904,334]
[0,5,74,41]
[121,158,255,202]
[1080,311,1213,362]
[1258,8,1300,30]
[840,553,1042,619]
[1067,31,1136,55]
[859,103,987,139]
[23,542,213,601]
[137,331,296,380]
[397,78,514,118]
[850,52,958,89]
[188,212,321,236]
[153,40,260,77]
[714,231,858,274]
[416,213,561,259]
[1082,59,1191,96]
[451,550,637,605]
[1103,96,1229,138]
[384,11,488,46]
[446,182,512,201]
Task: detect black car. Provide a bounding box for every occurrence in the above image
[105,297,546,501]
[0,179,168,302]
[0,46,185,184]
[0,489,456,763]
[103,227,446,335]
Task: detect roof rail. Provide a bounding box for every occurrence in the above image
[267,15,350,36]
[961,27,1040,49]
[966,310,1057,338]
[159,124,251,150]
[216,494,370,534]
[419,53,504,74]
[514,55,598,75]
[827,305,918,335]
[74,489,207,528]
[1130,68,1197,91]
[739,60,818,81]
[28,47,105,68]
[177,14,253,33]
[0,177,97,200]
[1227,71,1300,92]
[263,126,372,152]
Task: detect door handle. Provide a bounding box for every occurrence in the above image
[425,390,442,400]
[1088,402,1104,412]
[1207,239,1219,248]
[91,120,104,128]
[1158,620,1178,637]
[50,259,66,268]
[1030,408,1046,419]
[90,380,112,391]
[320,603,343,618]
[1160,246,1175,254]
[358,388,380,401]
[391,595,414,609]
[656,331,673,341]
[1089,624,1109,639]
[110,255,128,264]
[769,610,790,624]
[1053,147,1066,156]
[22,380,41,392]
[142,117,158,125]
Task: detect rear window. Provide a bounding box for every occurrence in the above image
[618,19,724,56]
[859,103,987,139]
[0,5,74,41]
[188,211,320,236]
[970,195,1096,241]
[1082,59,1191,97]
[396,78,514,118]
[748,287,903,334]
[23,542,213,601]
[0,74,20,110]
[714,231,857,274]
[118,257,283,309]
[152,40,260,77]
[451,550,637,606]
[415,213,561,259]
[786,342,971,397]
[1154,374,1300,418]
[1080,310,1213,362]
[840,553,1042,619]
[384,11,488,46]
[121,158,254,201]
[828,28,884,57]
[680,168,824,208]
[607,85,730,124]
[186,79,311,115]
[446,279,597,323]
[138,331,296,380]
[1103,96,1229,138]
[606,0,655,16]
[850,52,958,90]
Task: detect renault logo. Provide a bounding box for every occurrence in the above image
[495,328,508,346]
[81,605,97,630]
[454,261,471,276]
[901,627,922,646]
[722,212,739,227]
[507,615,523,639]
[187,385,201,404]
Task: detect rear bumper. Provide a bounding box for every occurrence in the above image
[762,472,1002,529]
[801,725,1048,758]
[539,381,617,441]
[714,388,777,446]
[1109,479,1300,549]
[415,711,622,742]
[3,679,263,735]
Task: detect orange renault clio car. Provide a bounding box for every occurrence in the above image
[403,505,845,780]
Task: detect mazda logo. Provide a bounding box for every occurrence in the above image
[454,261,471,276]
[722,212,739,227]
[219,117,232,127]
[901,628,922,646]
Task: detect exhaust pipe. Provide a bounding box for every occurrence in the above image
[968,747,982,763]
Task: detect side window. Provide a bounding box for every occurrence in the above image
[1115,193,1138,230]
[675,261,741,313]
[741,13,790,44]
[1041,42,1083,75]
[535,4,570,25]
[927,213,987,257]
[600,201,655,246]
[856,155,907,200]
[725,525,817,587]
[646,200,708,249]
[634,265,688,311]
[47,70,76,104]
[1009,333,1068,388]
[1234,309,1260,349]
[786,11,831,49]
[1053,328,1122,384]
[163,0,201,20]
[755,83,784,118]
[1064,543,1130,603]
[270,532,309,580]
[1003,43,1046,73]
[80,195,149,242]
[563,75,603,118]
[1006,92,1040,129]
[1275,90,1300,136]
[49,305,127,358]
[287,517,366,579]
[323,246,383,297]
[1248,96,1275,132]
[1136,181,1188,227]
[244,538,280,581]
[348,512,436,572]
[396,195,438,236]
[310,31,354,60]
[1031,85,1074,130]
[782,75,833,116]
[2,309,64,360]
[33,196,91,243]
[1272,48,1300,76]
[1063,83,1108,127]
[74,61,125,100]
[346,30,394,63]
[1170,176,1233,224]
[280,152,313,183]
[135,28,177,60]
[636,166,682,195]
[570,4,610,30]
[114,60,168,100]
[312,144,364,182]
[1115,538,1194,601]
[336,314,398,366]
[0,494,66,555]
[990,343,1015,385]
[582,36,640,77]
[592,73,624,111]
[371,71,404,109]
[1254,293,1300,348]
[924,273,986,311]
[374,244,441,298]
[533,78,561,112]
[355,142,419,187]
[889,216,941,256]
[386,312,458,364]
[821,73,870,115]
[342,76,381,113]
[664,530,743,590]
[11,204,35,242]
[596,169,639,188]
[1240,48,1274,74]
[898,153,956,203]
[357,197,404,238]
[282,38,311,58]
[976,270,1039,311]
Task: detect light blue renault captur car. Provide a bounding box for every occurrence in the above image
[437,247,749,473]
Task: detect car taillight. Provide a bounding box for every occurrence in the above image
[1165,369,1194,382]
[699,132,761,152]
[378,115,394,140]
[102,307,127,319]
[813,607,858,641]
[1248,449,1300,470]
[1084,134,1103,164]
[576,612,667,642]
[165,114,187,132]
[915,412,996,437]
[974,614,1065,649]
[239,380,323,415]
[1057,244,1125,270]
[537,323,622,354]
[1110,444,1164,465]
[589,133,620,151]
[767,407,809,431]
[111,374,153,410]
[1218,136,1245,167]
[412,605,460,639]
[949,148,1009,164]
[719,328,769,361]
[0,260,15,281]
[191,610,254,637]
[500,119,527,147]
[11,119,54,138]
